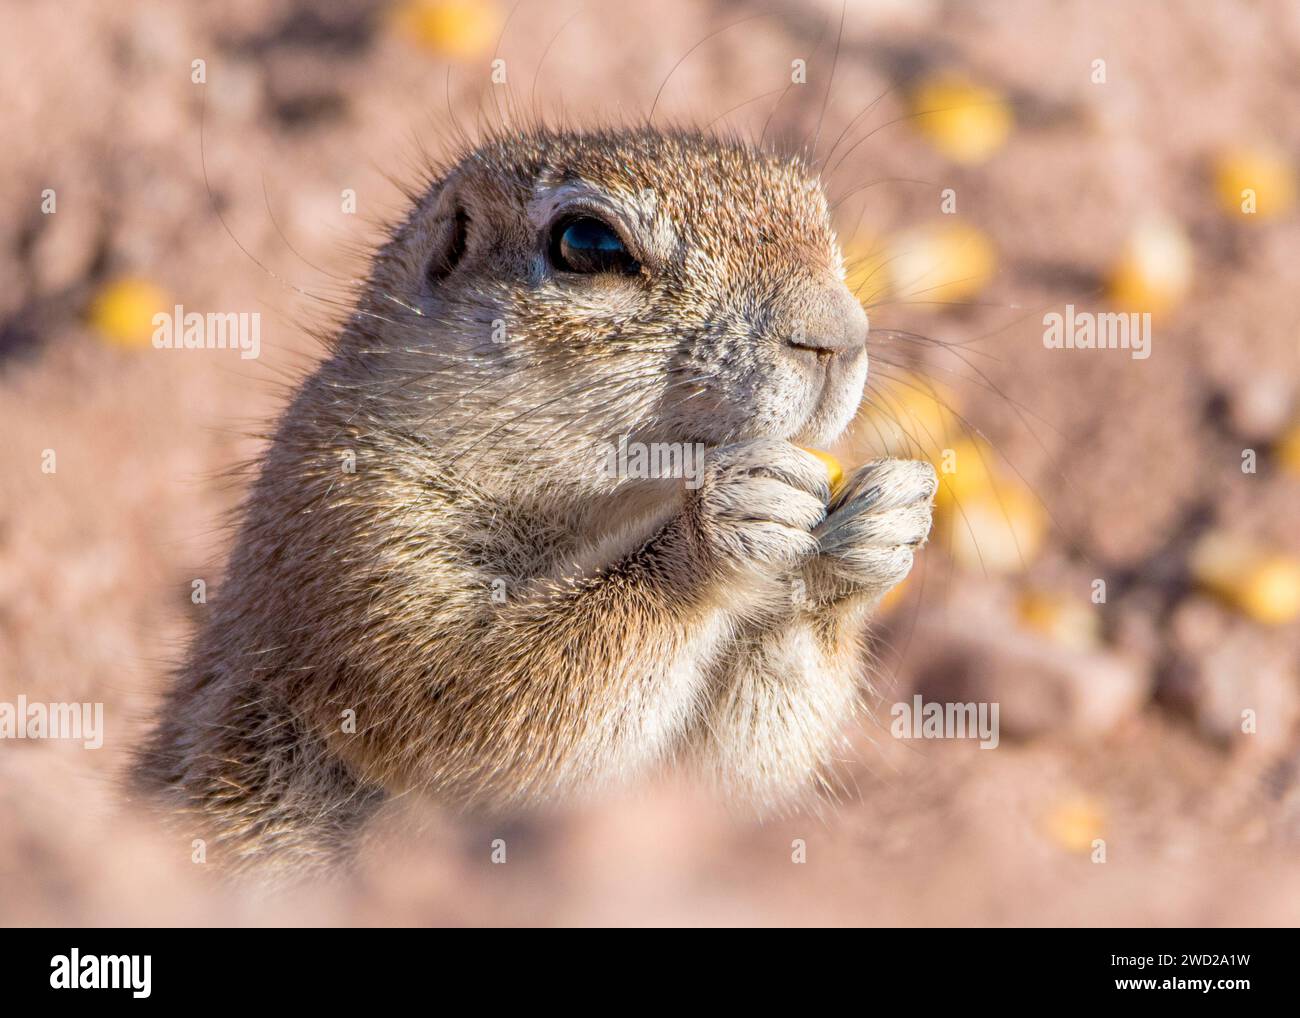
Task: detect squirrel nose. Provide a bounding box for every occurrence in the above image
[784,286,868,360]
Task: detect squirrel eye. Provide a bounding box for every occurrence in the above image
[549,216,639,275]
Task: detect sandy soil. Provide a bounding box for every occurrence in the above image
[1,0,1298,926]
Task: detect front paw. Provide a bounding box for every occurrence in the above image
[690,439,830,574]
[809,458,936,602]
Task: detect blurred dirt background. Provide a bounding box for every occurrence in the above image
[2,0,1299,926]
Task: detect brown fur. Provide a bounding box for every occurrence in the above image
[133,124,935,877]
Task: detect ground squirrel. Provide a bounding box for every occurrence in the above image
[133,124,937,877]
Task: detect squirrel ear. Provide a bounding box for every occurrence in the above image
[426,200,469,286]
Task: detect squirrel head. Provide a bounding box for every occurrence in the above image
[345,126,868,486]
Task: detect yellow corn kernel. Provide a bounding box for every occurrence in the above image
[935,439,1045,573]
[909,75,1012,165]
[934,438,999,508]
[843,238,892,306]
[859,374,960,461]
[946,486,1045,575]
[885,222,996,304]
[1275,422,1300,476]
[1191,533,1300,625]
[1043,795,1106,854]
[1016,589,1100,652]
[876,571,910,614]
[1241,558,1300,624]
[87,277,168,349]
[1107,216,1193,315]
[1213,144,1296,220]
[799,447,844,494]
[391,0,502,60]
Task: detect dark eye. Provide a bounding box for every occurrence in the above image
[549,216,639,275]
